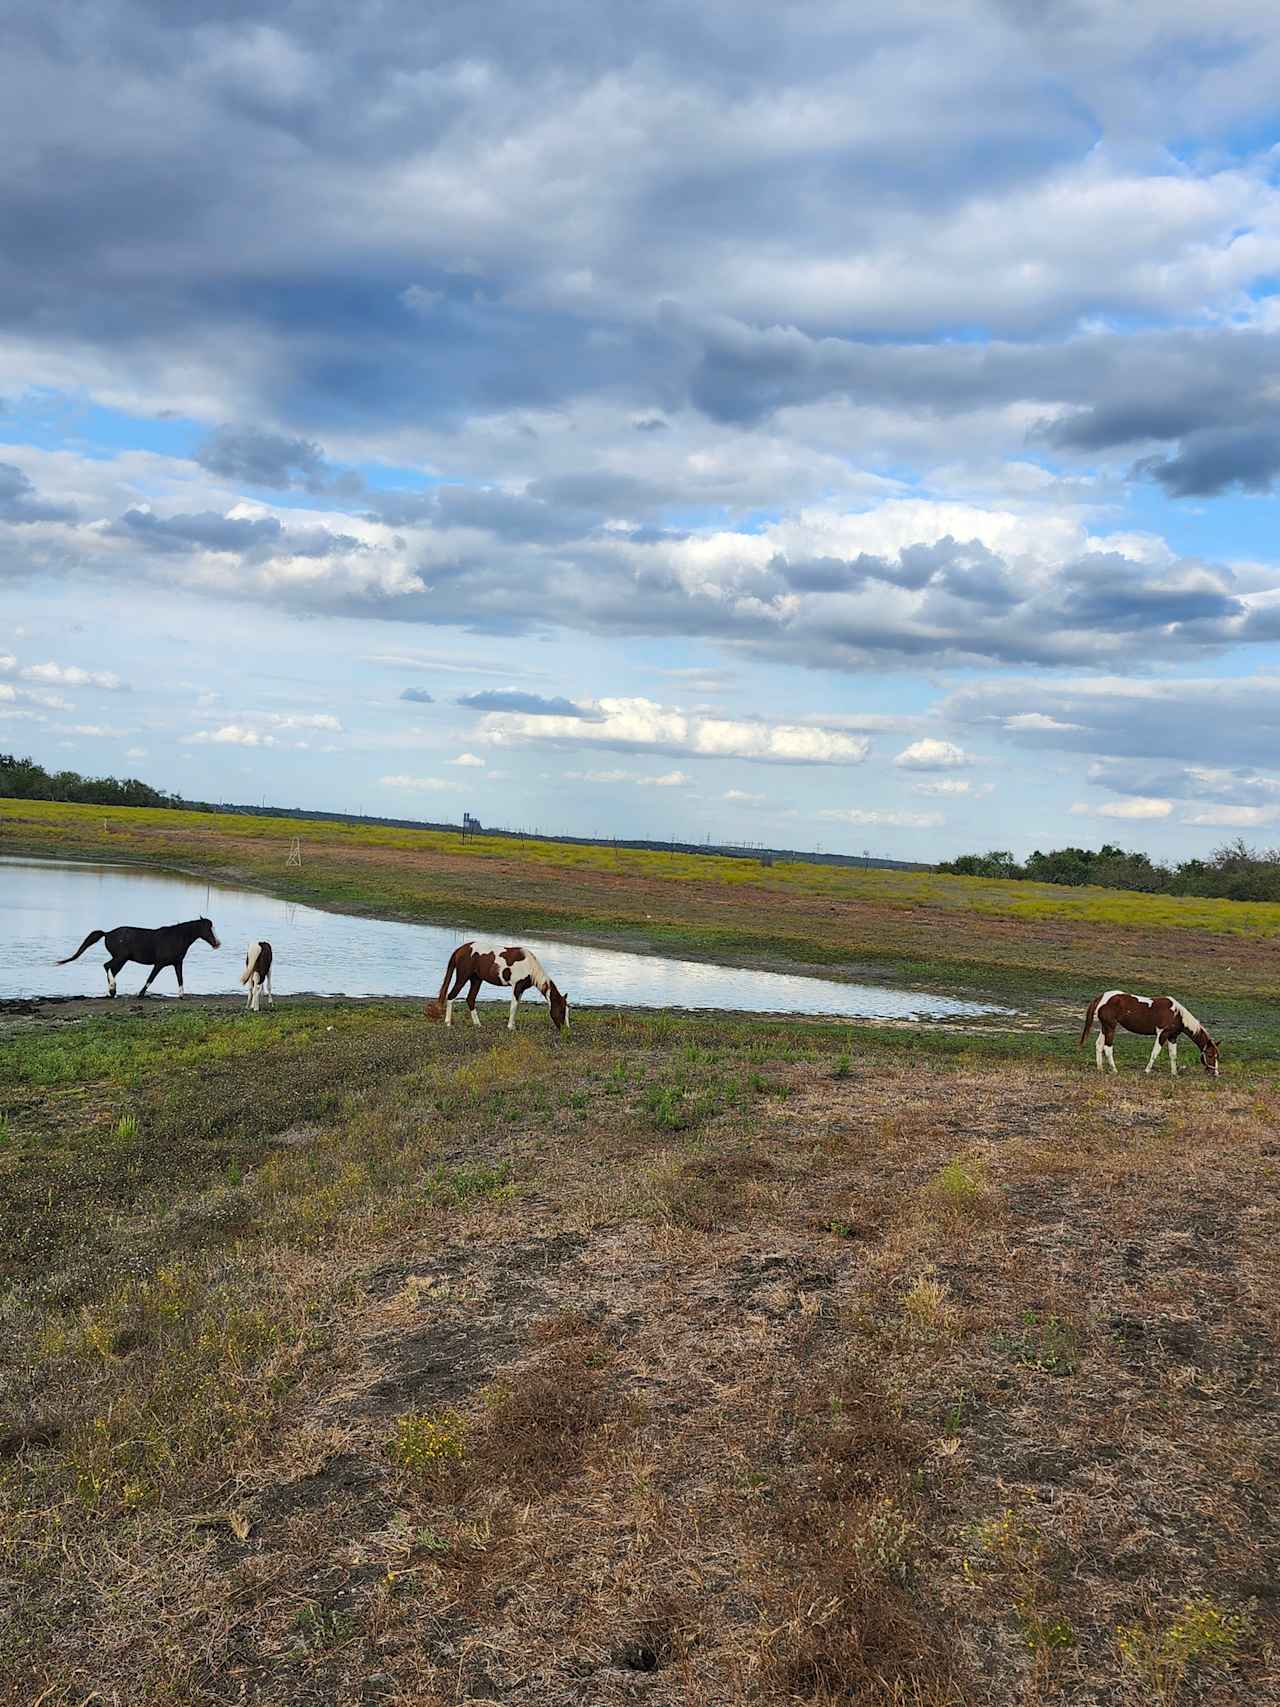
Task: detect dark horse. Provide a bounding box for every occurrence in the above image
[57,917,221,998]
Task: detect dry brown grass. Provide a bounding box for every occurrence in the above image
[3,1010,1279,1704]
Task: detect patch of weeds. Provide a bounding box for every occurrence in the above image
[391,1409,468,1480]
[115,1112,140,1142]
[748,1071,793,1098]
[421,1160,514,1209]
[831,1053,852,1079]
[919,1155,998,1224]
[1016,1603,1075,1657]
[293,1602,360,1652]
[992,1310,1083,1376]
[1115,1597,1252,1700]
[902,1270,960,1340]
[827,1216,859,1240]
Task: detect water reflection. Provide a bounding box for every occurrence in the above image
[1,857,1007,1021]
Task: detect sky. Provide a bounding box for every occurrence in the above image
[4,2,1280,860]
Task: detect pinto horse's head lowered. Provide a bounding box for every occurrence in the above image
[547,981,570,1032]
[1200,1034,1221,1077]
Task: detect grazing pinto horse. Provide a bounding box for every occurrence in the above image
[425,941,569,1032]
[240,940,274,1012]
[57,916,220,998]
[1080,990,1220,1077]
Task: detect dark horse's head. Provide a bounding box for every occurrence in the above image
[547,981,570,1031]
[193,916,221,949]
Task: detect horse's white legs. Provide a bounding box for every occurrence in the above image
[106,967,117,997]
[1145,1038,1162,1075]
[1095,1032,1105,1072]
[1168,1039,1178,1077]
[444,1000,452,1027]
[508,994,520,1031]
[470,1005,481,1028]
[265,972,273,1007]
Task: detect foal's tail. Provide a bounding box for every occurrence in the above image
[1078,994,1101,1046]
[240,941,263,985]
[57,929,105,965]
[423,948,458,1021]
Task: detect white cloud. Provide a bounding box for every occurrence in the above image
[183,724,277,747]
[819,807,944,829]
[126,746,147,759]
[1004,713,1086,733]
[379,774,462,791]
[18,661,126,691]
[636,769,690,787]
[480,697,871,766]
[910,777,991,797]
[268,712,342,732]
[724,789,765,803]
[893,738,973,770]
[565,768,632,784]
[55,723,129,738]
[449,752,486,767]
[1183,804,1280,828]
[1070,796,1173,820]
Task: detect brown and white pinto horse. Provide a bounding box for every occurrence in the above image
[425,941,570,1032]
[1080,990,1220,1077]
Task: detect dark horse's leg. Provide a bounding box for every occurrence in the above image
[173,955,186,997]
[136,961,167,998]
[104,957,125,997]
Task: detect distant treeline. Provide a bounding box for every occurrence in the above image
[0,752,209,811]
[938,840,1280,902]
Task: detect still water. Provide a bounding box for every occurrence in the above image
[0,856,1006,1021]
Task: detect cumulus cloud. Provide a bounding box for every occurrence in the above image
[893,738,973,770]
[195,426,362,495]
[818,807,944,829]
[379,774,462,791]
[183,725,277,747]
[480,697,871,767]
[10,659,125,691]
[0,463,77,524]
[449,752,486,767]
[401,688,435,704]
[1070,796,1173,820]
[1183,804,1280,828]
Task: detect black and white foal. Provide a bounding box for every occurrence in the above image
[57,916,221,998]
[240,940,274,1012]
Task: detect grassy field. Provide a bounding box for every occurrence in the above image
[6,798,1280,1009]
[1,999,1278,1705]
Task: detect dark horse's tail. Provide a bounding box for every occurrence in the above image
[1078,994,1101,1045]
[57,929,106,965]
[423,948,459,1021]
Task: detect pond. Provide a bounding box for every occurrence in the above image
[0,856,1009,1021]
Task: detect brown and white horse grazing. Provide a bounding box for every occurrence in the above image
[425,941,569,1031]
[1080,990,1219,1077]
[240,940,274,1012]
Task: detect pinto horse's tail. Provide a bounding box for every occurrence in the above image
[423,948,458,1021]
[240,942,263,985]
[1078,994,1101,1046]
[57,929,105,965]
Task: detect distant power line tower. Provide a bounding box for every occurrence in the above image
[286,837,302,867]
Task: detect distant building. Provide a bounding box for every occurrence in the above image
[462,812,483,834]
